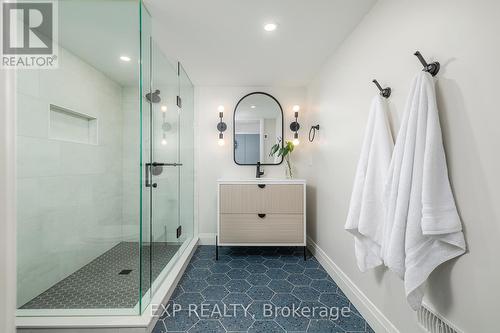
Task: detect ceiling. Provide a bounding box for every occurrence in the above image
[145,0,376,86]
[59,0,140,86]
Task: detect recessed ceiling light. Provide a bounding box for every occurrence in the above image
[264,23,277,32]
[250,105,256,109]
[120,56,131,62]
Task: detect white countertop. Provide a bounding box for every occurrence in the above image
[217,178,306,184]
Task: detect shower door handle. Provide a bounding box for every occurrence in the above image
[145,163,155,188]
[145,162,183,188]
[151,162,183,167]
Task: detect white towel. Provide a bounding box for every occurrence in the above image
[345,95,394,272]
[382,71,466,310]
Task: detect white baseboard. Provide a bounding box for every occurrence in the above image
[199,233,216,245]
[307,236,399,333]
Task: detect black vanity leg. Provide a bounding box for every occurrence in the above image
[215,236,219,261]
[303,246,307,261]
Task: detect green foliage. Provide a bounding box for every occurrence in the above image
[269,137,294,158]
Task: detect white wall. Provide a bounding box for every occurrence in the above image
[195,86,307,240]
[304,0,500,332]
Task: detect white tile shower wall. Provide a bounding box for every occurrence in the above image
[121,87,141,241]
[303,0,500,331]
[16,47,125,306]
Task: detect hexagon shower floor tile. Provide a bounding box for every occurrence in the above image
[152,246,374,333]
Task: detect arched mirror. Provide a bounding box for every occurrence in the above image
[233,92,284,165]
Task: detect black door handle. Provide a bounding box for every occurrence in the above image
[258,184,266,189]
[145,162,182,188]
[151,162,183,167]
[258,214,266,218]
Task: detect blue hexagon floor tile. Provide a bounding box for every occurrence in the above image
[269,279,294,293]
[188,319,225,333]
[152,246,373,332]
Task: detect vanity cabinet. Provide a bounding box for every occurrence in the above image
[217,179,306,248]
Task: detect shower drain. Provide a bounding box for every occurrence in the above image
[118,269,133,275]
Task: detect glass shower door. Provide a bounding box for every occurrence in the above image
[144,41,183,298]
[178,63,195,244]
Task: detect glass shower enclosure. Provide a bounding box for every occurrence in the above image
[15,0,194,316]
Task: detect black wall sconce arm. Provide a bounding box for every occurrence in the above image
[217,106,227,145]
[290,112,300,132]
[290,108,300,144]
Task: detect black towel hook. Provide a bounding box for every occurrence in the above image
[372,79,391,98]
[414,51,440,76]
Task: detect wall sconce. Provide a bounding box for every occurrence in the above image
[217,105,227,146]
[290,105,300,146]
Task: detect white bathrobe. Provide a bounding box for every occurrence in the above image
[345,95,394,272]
[382,71,466,310]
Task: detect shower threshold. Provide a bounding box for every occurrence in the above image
[21,241,181,310]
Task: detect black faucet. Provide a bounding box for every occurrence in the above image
[256,162,264,178]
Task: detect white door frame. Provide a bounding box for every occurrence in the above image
[0,69,17,333]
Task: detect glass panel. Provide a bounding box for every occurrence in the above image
[140,2,152,314]
[15,0,195,317]
[148,41,182,295]
[140,56,195,308]
[140,11,195,315]
[178,63,195,243]
[16,0,143,316]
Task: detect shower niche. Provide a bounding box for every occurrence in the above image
[15,0,195,319]
[48,104,98,145]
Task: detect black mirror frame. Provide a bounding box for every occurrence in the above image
[233,91,284,166]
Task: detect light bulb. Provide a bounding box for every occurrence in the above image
[264,23,277,32]
[161,138,167,146]
[250,105,256,109]
[292,105,300,112]
[293,138,300,146]
[161,105,167,112]
[217,105,225,113]
[218,138,225,146]
[120,56,131,62]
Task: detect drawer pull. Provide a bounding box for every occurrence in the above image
[258,184,266,189]
[258,213,266,218]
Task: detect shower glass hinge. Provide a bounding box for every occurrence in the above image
[176,226,182,239]
[176,96,182,108]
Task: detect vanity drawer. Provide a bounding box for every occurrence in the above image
[219,184,261,213]
[219,214,304,243]
[219,184,303,214]
[263,184,303,214]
